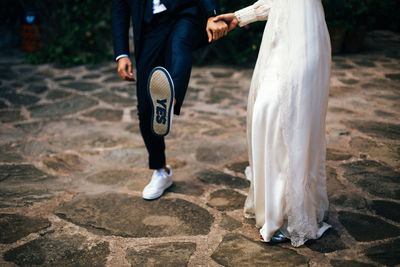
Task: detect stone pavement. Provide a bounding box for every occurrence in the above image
[0,30,399,266]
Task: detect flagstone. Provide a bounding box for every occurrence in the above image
[56,193,214,237]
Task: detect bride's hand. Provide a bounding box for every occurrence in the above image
[213,13,239,32]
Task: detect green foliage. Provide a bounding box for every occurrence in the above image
[20,0,400,65]
[322,0,400,33]
[322,0,375,32]
[370,0,400,32]
[23,0,112,65]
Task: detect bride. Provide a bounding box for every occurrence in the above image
[214,0,332,247]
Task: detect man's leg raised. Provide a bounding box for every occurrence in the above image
[136,16,175,200]
[165,16,203,115]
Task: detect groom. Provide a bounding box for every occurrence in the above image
[112,0,227,200]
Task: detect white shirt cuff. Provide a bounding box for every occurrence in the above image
[116,54,129,61]
[153,4,167,14]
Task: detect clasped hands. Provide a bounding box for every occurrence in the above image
[206,13,239,42]
[118,13,239,81]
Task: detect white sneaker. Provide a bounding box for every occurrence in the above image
[142,165,173,200]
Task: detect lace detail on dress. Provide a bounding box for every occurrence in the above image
[235,0,273,27]
[243,166,256,219]
[235,6,258,27]
[276,0,330,247]
[279,54,320,248]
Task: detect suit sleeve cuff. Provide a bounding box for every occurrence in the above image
[116,54,129,61]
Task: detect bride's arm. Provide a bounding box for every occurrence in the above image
[234,0,273,27]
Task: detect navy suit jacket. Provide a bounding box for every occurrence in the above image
[112,0,220,59]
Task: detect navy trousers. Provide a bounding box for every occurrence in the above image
[135,12,204,169]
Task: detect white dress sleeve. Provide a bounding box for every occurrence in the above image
[234,0,273,27]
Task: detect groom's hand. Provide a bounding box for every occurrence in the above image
[206,17,228,43]
[213,13,239,32]
[117,57,135,81]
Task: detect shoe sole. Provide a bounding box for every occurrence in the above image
[259,234,289,244]
[147,67,174,137]
[142,181,173,201]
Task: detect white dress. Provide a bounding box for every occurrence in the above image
[234,0,331,247]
